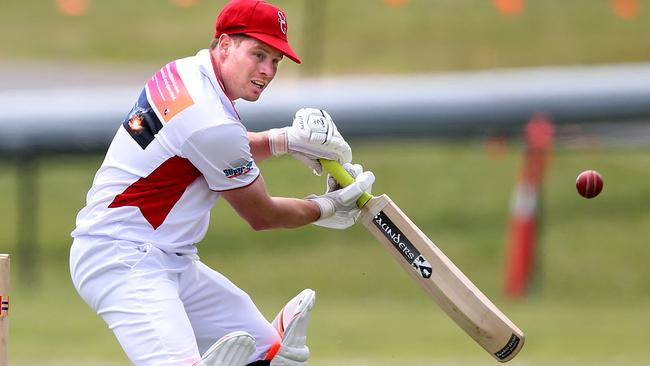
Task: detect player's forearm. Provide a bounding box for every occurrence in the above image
[247,131,272,162]
[249,197,321,230]
[222,175,321,230]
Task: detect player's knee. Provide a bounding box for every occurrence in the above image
[255,323,282,360]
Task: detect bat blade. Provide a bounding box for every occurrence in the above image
[360,195,525,362]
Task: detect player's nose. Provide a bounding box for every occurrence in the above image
[259,60,276,79]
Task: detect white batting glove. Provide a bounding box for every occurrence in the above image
[268,108,352,175]
[306,163,374,230]
[325,163,365,195]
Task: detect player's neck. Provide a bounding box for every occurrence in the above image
[209,49,235,101]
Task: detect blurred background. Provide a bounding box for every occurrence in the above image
[1,0,649,365]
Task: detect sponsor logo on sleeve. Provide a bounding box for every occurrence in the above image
[223,160,254,179]
[146,61,193,123]
[127,110,145,133]
[122,89,163,149]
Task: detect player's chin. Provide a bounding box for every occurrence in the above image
[243,82,267,101]
[241,91,263,102]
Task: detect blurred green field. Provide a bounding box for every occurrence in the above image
[1,0,650,74]
[1,140,649,365]
[2,0,650,365]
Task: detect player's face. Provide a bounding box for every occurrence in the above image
[220,37,283,102]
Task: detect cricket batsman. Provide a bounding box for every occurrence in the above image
[69,0,374,365]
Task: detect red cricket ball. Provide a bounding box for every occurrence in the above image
[576,170,604,199]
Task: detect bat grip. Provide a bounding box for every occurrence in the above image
[319,159,373,208]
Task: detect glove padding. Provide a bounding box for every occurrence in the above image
[269,108,352,175]
[307,163,374,229]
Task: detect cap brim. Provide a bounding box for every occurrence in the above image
[244,32,302,64]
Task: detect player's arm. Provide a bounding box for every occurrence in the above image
[220,174,320,230]
[247,130,272,162]
[183,125,316,229]
[221,168,373,231]
[183,122,370,230]
[184,124,317,229]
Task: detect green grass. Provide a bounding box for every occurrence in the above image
[2,1,649,364]
[1,140,649,364]
[1,1,650,74]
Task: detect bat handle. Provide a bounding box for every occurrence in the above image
[319,159,373,209]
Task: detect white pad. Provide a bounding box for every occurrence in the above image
[197,331,256,366]
[270,289,316,366]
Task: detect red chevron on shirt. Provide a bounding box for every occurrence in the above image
[109,156,202,229]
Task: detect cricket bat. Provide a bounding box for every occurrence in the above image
[320,160,525,362]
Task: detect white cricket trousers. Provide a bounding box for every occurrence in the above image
[70,236,281,366]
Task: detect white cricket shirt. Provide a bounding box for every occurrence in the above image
[72,49,260,254]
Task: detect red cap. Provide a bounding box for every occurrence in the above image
[215,0,301,64]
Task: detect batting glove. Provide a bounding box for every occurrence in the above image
[307,163,374,229]
[268,108,352,175]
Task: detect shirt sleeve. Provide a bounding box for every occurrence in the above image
[181,122,260,191]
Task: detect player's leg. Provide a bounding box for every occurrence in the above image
[269,288,316,366]
[70,237,201,365]
[180,260,281,363]
[197,331,256,366]
[196,288,317,366]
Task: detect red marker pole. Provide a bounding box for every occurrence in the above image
[505,115,554,299]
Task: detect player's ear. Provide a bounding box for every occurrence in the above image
[217,34,232,56]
